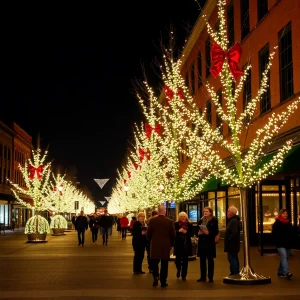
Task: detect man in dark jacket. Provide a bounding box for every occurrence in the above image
[224,206,240,276]
[75,211,88,247]
[147,205,175,288]
[99,210,113,245]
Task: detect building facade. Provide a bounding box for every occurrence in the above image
[0,122,33,229]
[177,0,300,251]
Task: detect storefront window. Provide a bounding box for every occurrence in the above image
[228,187,240,216]
[207,191,216,217]
[188,204,198,223]
[217,191,226,233]
[0,203,9,225]
[256,185,281,233]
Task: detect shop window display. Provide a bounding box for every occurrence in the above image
[228,187,240,216]
[256,185,283,233]
[217,191,226,232]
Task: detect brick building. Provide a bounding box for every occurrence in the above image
[175,0,300,250]
[0,122,33,230]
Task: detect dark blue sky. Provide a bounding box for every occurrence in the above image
[1,0,206,204]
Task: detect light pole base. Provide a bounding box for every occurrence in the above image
[223,266,271,285]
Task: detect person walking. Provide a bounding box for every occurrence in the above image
[224,206,241,276]
[11,215,16,231]
[132,212,147,275]
[147,205,175,288]
[197,207,219,283]
[272,208,296,279]
[89,213,100,244]
[99,210,113,245]
[145,210,158,273]
[174,212,193,281]
[75,211,88,247]
[120,214,129,240]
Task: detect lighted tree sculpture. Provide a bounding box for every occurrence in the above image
[9,148,52,240]
[170,0,300,284]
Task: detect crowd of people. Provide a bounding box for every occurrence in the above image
[72,205,297,288]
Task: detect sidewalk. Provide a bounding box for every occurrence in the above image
[0,227,300,299]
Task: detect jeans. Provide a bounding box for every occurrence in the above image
[277,247,291,275]
[101,228,109,244]
[227,252,239,275]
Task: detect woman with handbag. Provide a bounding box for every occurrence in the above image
[197,206,219,283]
[89,213,100,244]
[174,212,194,280]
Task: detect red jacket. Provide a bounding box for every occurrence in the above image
[120,217,129,228]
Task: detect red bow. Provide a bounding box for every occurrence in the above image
[177,88,184,100]
[127,171,131,178]
[145,123,162,139]
[124,179,127,185]
[164,85,174,100]
[139,148,150,162]
[28,165,43,180]
[210,42,244,80]
[134,163,139,170]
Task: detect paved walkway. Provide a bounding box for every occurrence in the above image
[0,227,300,299]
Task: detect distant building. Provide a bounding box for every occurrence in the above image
[0,121,33,229]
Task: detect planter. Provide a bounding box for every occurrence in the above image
[27,233,48,243]
[52,228,66,236]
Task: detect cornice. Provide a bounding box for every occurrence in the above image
[181,0,217,68]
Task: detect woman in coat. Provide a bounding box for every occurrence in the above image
[174,211,194,280]
[272,208,295,279]
[197,206,219,283]
[132,212,147,274]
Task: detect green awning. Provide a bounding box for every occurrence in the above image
[190,176,221,193]
[189,144,300,192]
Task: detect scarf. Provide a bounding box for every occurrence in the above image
[178,221,188,230]
[277,215,289,223]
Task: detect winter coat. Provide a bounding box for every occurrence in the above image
[224,215,241,253]
[120,217,129,228]
[75,215,88,231]
[147,215,175,260]
[272,218,295,249]
[197,217,219,258]
[174,221,193,257]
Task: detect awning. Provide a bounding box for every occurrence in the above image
[256,144,300,173]
[190,176,221,193]
[190,144,300,192]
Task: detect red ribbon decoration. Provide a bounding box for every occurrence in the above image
[139,148,150,162]
[28,165,43,180]
[210,42,244,80]
[124,179,127,185]
[127,171,131,178]
[145,123,162,139]
[134,163,139,170]
[164,85,174,100]
[177,88,184,100]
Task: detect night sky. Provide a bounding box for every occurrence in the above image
[1,0,206,205]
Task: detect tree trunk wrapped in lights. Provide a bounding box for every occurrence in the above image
[174,0,300,285]
[8,148,52,242]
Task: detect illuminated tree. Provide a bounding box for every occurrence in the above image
[172,0,300,284]
[8,148,52,238]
